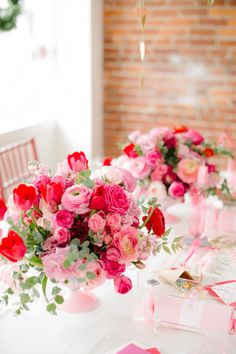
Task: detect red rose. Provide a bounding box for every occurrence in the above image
[89,185,106,211]
[0,230,26,262]
[203,147,214,158]
[123,143,139,158]
[100,253,125,279]
[67,151,89,172]
[0,199,7,221]
[114,275,132,294]
[103,157,112,166]
[173,125,188,134]
[142,207,165,237]
[13,184,37,210]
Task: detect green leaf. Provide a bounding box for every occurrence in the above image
[163,228,171,237]
[55,295,64,305]
[28,255,43,268]
[63,259,72,268]
[163,245,171,255]
[77,277,86,283]
[171,243,176,253]
[82,240,89,248]
[173,236,183,243]
[87,253,97,262]
[135,145,144,156]
[33,288,40,298]
[86,271,96,280]
[7,288,14,295]
[46,303,56,314]
[20,293,31,304]
[15,309,21,315]
[42,275,48,302]
[79,264,87,271]
[70,238,80,247]
[141,205,149,215]
[20,264,29,273]
[52,286,61,296]
[21,276,39,289]
[22,304,30,311]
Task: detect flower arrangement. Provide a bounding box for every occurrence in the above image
[0,152,179,315]
[111,126,233,203]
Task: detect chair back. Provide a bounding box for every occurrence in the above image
[0,138,38,201]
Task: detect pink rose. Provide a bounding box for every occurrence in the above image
[114,275,132,294]
[146,151,162,167]
[128,156,151,180]
[120,168,136,192]
[53,210,74,228]
[183,129,204,145]
[88,213,106,233]
[128,130,142,143]
[136,134,155,153]
[62,185,91,214]
[104,184,129,215]
[151,163,168,182]
[148,127,171,141]
[168,181,185,198]
[106,213,121,230]
[177,159,199,184]
[82,261,106,290]
[114,227,139,263]
[100,253,126,278]
[106,246,121,261]
[147,181,167,201]
[53,227,70,244]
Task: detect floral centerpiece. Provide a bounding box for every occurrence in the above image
[110,126,233,204]
[0,152,179,315]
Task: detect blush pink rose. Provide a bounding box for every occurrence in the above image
[53,227,70,243]
[146,151,162,167]
[100,253,126,279]
[128,130,142,143]
[177,159,199,184]
[88,213,106,233]
[148,127,171,141]
[128,156,151,180]
[168,181,185,198]
[114,275,132,294]
[106,246,121,261]
[183,129,204,145]
[104,184,129,215]
[106,213,121,230]
[62,185,91,214]
[120,168,136,192]
[53,210,74,228]
[114,226,139,263]
[136,134,155,153]
[147,181,167,201]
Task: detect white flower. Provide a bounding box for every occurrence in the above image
[100,166,122,184]
[147,181,167,201]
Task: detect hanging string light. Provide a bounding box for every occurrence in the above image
[136,1,147,88]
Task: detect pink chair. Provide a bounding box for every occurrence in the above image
[0,138,38,202]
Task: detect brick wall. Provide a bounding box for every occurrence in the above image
[104,0,236,160]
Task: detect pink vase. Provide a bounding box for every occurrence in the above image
[61,290,99,313]
[189,192,206,238]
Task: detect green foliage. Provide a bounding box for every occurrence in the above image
[134,145,144,156]
[0,0,21,32]
[76,169,94,188]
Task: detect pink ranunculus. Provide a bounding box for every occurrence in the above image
[168,181,185,198]
[114,275,132,294]
[104,184,129,215]
[53,210,74,228]
[88,213,106,233]
[147,181,167,201]
[177,144,190,159]
[106,213,121,230]
[61,185,91,214]
[120,168,136,192]
[151,163,168,182]
[82,261,106,290]
[114,227,139,263]
[128,130,142,143]
[53,227,70,244]
[148,127,171,142]
[42,247,76,282]
[183,129,204,145]
[136,134,155,153]
[100,253,126,279]
[106,246,121,261]
[177,159,199,184]
[128,156,151,180]
[146,151,162,167]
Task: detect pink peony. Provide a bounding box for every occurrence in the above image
[100,253,125,279]
[168,181,185,198]
[146,151,162,167]
[106,246,121,261]
[128,156,151,180]
[114,227,139,263]
[114,275,132,294]
[120,168,136,192]
[106,213,121,230]
[88,213,106,233]
[177,159,199,184]
[53,210,74,228]
[61,185,91,214]
[151,163,168,182]
[104,184,129,215]
[54,227,70,244]
[183,129,204,145]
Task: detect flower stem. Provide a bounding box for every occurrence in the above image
[139,205,155,230]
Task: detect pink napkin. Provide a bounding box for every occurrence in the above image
[116,344,148,354]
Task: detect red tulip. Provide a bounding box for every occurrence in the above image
[13,184,37,211]
[103,157,112,166]
[0,230,26,262]
[0,199,7,221]
[67,151,89,172]
[42,181,64,204]
[123,144,139,158]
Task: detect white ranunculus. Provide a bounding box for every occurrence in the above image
[147,181,167,201]
[101,166,122,184]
